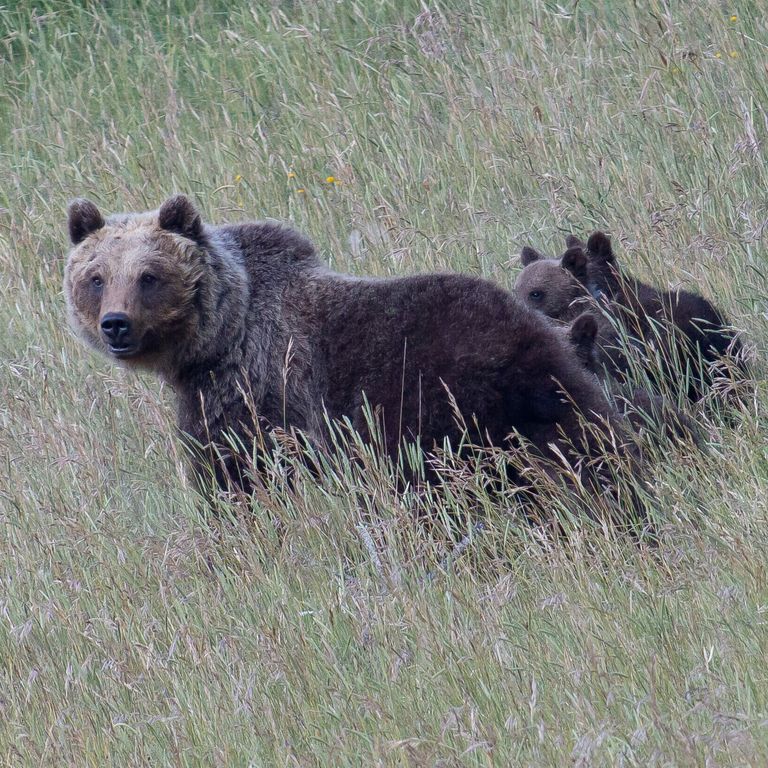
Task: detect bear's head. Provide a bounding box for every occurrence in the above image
[64,195,210,372]
[545,311,601,378]
[565,311,600,376]
[565,230,620,297]
[513,244,591,321]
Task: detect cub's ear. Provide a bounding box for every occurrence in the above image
[568,311,598,366]
[560,245,588,283]
[158,194,204,242]
[520,246,544,266]
[569,312,598,347]
[68,199,105,245]
[565,234,585,249]
[586,231,615,265]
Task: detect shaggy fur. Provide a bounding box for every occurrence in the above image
[65,196,640,511]
[515,245,633,385]
[561,312,701,445]
[555,311,602,374]
[514,233,744,401]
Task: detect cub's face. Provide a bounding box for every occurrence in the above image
[64,196,205,370]
[513,245,590,321]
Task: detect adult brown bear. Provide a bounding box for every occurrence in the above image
[64,196,641,517]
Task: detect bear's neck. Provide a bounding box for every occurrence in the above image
[166,231,251,379]
[166,221,321,449]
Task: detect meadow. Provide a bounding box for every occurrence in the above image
[1,0,767,765]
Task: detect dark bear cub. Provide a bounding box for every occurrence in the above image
[64,195,643,520]
[576,231,745,402]
[562,312,701,445]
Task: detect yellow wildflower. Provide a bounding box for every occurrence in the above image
[234,174,242,183]
[287,172,296,179]
[296,188,306,194]
[730,50,739,58]
[730,14,737,22]
[715,51,722,58]
[326,176,336,184]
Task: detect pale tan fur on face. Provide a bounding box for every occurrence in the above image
[65,214,204,369]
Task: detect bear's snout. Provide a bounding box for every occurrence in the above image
[100,312,133,352]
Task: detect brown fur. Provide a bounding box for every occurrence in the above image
[65,196,643,517]
[554,311,601,374]
[515,247,632,384]
[561,313,701,446]
[517,245,593,322]
[514,233,745,402]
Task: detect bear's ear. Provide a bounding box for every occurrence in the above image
[68,199,105,245]
[158,194,204,242]
[560,246,588,283]
[586,231,615,265]
[568,312,598,364]
[569,312,598,347]
[565,234,585,249]
[520,246,544,266]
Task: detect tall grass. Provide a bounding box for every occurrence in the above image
[1,1,767,764]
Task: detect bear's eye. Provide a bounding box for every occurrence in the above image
[91,275,103,290]
[529,290,544,301]
[140,273,158,287]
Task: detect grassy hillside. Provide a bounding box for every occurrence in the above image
[1,1,767,765]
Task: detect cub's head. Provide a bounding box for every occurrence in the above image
[565,230,620,297]
[545,311,601,378]
[513,244,590,320]
[565,311,601,376]
[64,194,208,371]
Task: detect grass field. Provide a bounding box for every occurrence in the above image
[1,1,767,765]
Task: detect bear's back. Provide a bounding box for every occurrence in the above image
[303,271,605,454]
[216,220,321,286]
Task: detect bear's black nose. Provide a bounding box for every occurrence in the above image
[100,313,132,345]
